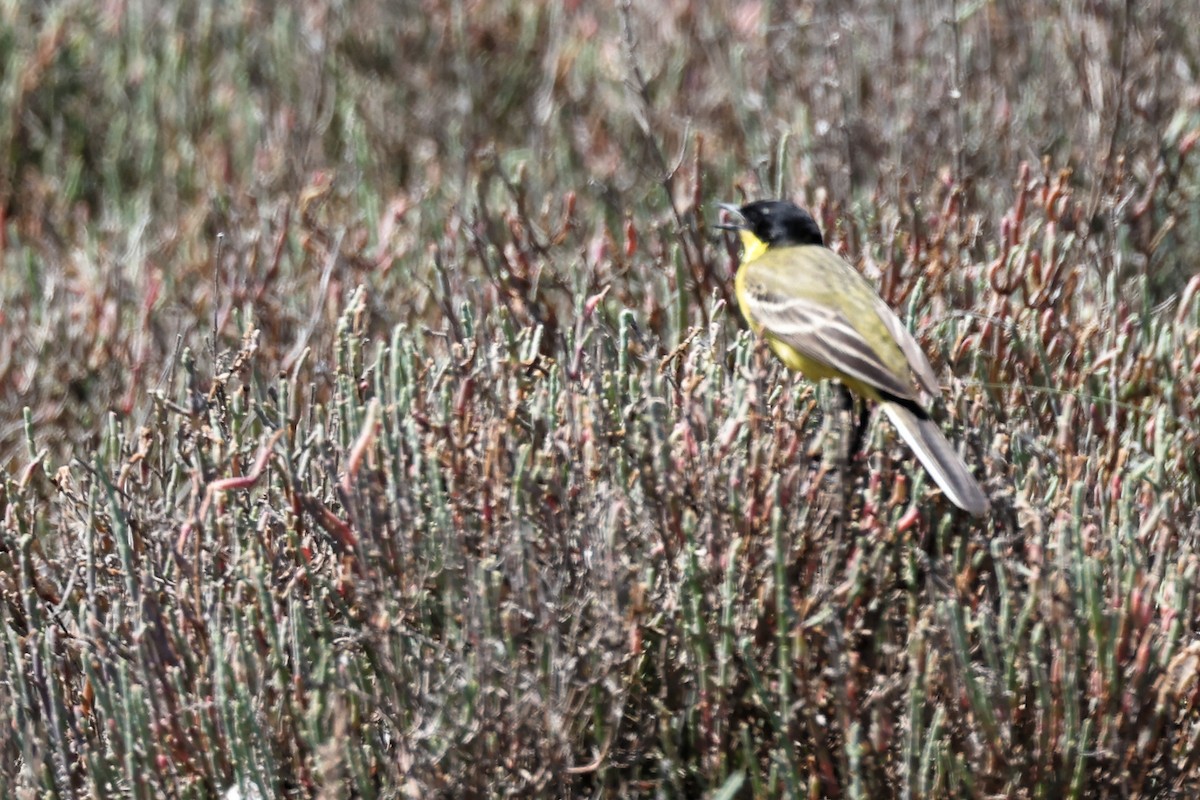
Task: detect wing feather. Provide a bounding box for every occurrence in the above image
[873,296,940,397]
[741,283,917,402]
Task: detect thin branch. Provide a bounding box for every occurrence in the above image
[617,0,711,326]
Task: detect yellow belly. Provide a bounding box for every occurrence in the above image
[764,333,883,402]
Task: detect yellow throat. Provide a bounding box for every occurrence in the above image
[739,229,769,263]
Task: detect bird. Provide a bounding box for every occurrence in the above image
[716,199,988,516]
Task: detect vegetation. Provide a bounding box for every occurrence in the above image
[1,0,1199,797]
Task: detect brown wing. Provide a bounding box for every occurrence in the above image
[872,295,940,397]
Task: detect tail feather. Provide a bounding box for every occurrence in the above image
[880,401,989,516]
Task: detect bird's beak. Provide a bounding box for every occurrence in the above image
[714,202,745,231]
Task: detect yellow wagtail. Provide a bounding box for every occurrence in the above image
[717,200,988,515]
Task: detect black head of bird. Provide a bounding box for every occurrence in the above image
[717,200,825,248]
